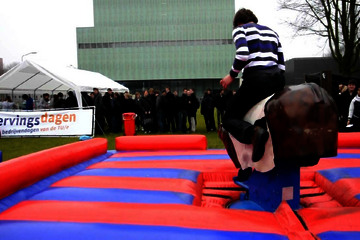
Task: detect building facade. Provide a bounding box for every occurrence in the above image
[284,57,360,85]
[76,0,237,96]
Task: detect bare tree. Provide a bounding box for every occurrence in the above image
[278,0,360,76]
[2,62,20,75]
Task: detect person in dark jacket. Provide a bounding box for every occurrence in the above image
[140,90,153,133]
[149,88,158,132]
[102,88,114,131]
[347,87,360,132]
[123,92,136,114]
[65,91,78,108]
[173,90,181,131]
[113,92,123,133]
[93,88,105,134]
[134,92,143,131]
[165,86,176,132]
[201,88,216,132]
[340,79,357,132]
[187,88,199,132]
[53,92,66,109]
[156,90,166,133]
[215,89,226,129]
[81,92,94,107]
[109,92,121,133]
[22,94,33,110]
[179,88,188,133]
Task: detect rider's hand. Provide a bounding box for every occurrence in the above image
[220,75,234,89]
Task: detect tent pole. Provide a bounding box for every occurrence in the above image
[11,72,41,103]
[34,89,36,109]
[52,84,63,92]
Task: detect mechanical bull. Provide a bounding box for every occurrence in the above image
[224,83,338,211]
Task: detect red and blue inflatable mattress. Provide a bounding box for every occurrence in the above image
[0,134,360,239]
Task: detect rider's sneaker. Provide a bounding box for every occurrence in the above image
[251,126,269,162]
[218,124,241,168]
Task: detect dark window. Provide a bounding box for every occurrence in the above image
[78,39,233,50]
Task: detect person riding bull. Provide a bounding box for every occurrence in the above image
[219,8,286,179]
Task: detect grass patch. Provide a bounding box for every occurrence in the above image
[0,110,224,162]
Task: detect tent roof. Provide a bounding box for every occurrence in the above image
[0,60,129,93]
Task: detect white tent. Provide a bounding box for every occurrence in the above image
[0,60,129,107]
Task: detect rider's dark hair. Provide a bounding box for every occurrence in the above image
[233,8,258,28]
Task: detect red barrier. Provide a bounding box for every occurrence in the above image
[0,138,107,200]
[338,132,360,148]
[297,207,360,234]
[315,174,360,207]
[115,135,207,151]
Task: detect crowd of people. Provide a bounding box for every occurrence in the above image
[2,80,360,134]
[0,87,236,135]
[0,94,35,111]
[90,87,235,135]
[0,92,79,111]
[337,79,360,132]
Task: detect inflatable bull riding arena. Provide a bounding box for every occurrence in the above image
[1,83,360,239]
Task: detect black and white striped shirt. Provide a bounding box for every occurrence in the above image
[229,23,285,78]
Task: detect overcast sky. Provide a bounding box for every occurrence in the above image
[0,0,328,67]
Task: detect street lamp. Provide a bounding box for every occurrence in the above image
[21,52,37,62]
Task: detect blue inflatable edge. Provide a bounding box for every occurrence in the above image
[0,151,113,214]
[318,167,360,183]
[0,221,289,240]
[28,187,195,205]
[74,168,200,183]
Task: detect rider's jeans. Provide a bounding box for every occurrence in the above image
[223,70,285,144]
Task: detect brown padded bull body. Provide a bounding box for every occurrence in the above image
[265,83,338,167]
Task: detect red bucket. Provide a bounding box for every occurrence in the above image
[122,113,137,136]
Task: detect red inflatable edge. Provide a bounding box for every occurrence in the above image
[0,138,107,200]
[338,133,360,148]
[115,135,207,151]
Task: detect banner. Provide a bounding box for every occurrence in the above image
[0,108,94,137]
